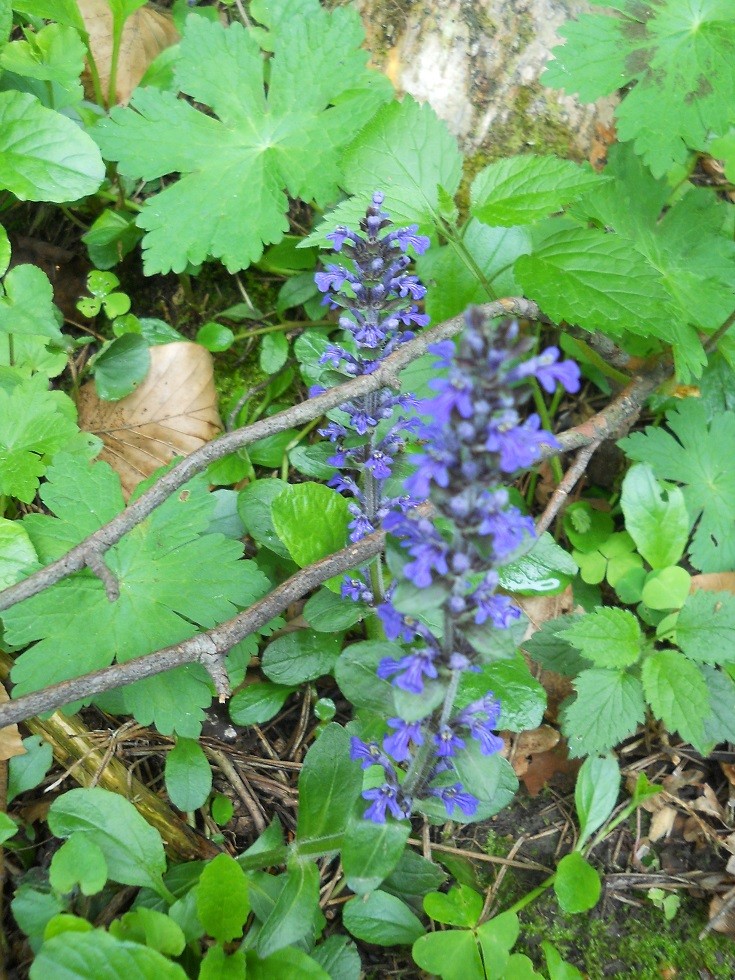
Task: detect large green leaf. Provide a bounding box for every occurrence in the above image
[30,930,188,979]
[95,8,391,273]
[0,263,64,343]
[195,853,250,943]
[621,463,689,569]
[342,812,410,895]
[0,91,103,201]
[295,724,362,845]
[545,0,735,176]
[562,669,645,757]
[271,481,349,566]
[343,891,424,946]
[675,590,735,665]
[5,462,270,735]
[256,860,320,957]
[641,649,710,753]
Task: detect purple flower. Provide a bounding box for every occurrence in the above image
[514,347,581,394]
[376,601,417,642]
[434,726,466,758]
[362,783,410,823]
[350,737,394,773]
[377,647,438,694]
[384,718,424,762]
[456,695,504,755]
[392,225,431,255]
[429,783,478,819]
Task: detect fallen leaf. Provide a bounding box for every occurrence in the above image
[690,572,735,594]
[77,341,222,499]
[79,0,179,105]
[0,683,25,762]
[648,805,677,842]
[708,893,735,937]
[518,588,577,721]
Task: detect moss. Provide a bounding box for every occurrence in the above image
[518,893,735,978]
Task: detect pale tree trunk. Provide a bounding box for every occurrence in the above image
[355,0,616,164]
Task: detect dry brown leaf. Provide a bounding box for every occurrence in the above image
[77,342,222,499]
[518,588,577,721]
[648,805,678,842]
[0,682,25,762]
[708,894,735,937]
[690,572,735,594]
[79,0,179,105]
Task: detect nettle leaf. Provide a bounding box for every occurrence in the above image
[621,463,689,569]
[701,665,735,745]
[620,399,735,572]
[309,96,463,242]
[515,227,679,341]
[641,649,710,752]
[95,8,391,273]
[416,219,531,323]
[471,155,604,226]
[0,378,79,502]
[545,0,735,177]
[563,608,643,669]
[5,461,270,736]
[675,590,735,665]
[562,669,646,758]
[0,90,103,201]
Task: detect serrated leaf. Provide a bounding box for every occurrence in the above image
[522,615,590,678]
[562,669,645,757]
[471,155,603,225]
[621,463,689,569]
[515,227,679,340]
[563,608,642,669]
[620,400,735,572]
[6,461,270,736]
[545,1,735,177]
[0,263,63,344]
[675,590,735,664]
[47,788,167,896]
[701,665,735,744]
[165,738,212,812]
[195,853,250,943]
[30,930,188,979]
[0,519,37,590]
[309,96,463,242]
[95,11,391,273]
[641,649,709,751]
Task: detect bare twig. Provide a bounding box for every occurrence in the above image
[0,529,386,728]
[535,438,604,536]
[0,298,539,614]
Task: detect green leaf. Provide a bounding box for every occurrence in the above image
[47,788,167,896]
[296,723,362,844]
[195,322,234,352]
[542,941,584,980]
[288,442,339,480]
[246,946,330,979]
[0,263,63,343]
[7,463,269,736]
[1,23,85,104]
[311,935,361,980]
[641,649,710,751]
[563,502,614,553]
[200,947,247,980]
[458,658,545,733]
[640,566,691,611]
[416,219,531,324]
[108,907,185,957]
[562,669,645,757]
[0,812,17,845]
[553,852,601,913]
[342,812,410,895]
[260,331,289,373]
[412,929,485,980]
[563,608,643,669]
[498,532,578,595]
[210,793,235,826]
[476,912,521,980]
[451,746,518,823]
[238,478,291,557]
[7,734,53,803]
[256,859,320,957]
[620,400,735,572]
[95,11,391,273]
[545,1,735,177]
[261,628,342,685]
[94,334,150,400]
[701,665,735,744]
[311,96,463,240]
[334,641,398,715]
[515,227,679,341]
[522,616,590,678]
[0,90,103,201]
[229,681,295,725]
[621,463,689,568]
[343,891,424,946]
[382,848,446,907]
[49,835,108,896]
[303,587,365,632]
[195,853,250,943]
[675,590,735,664]
[575,754,621,847]
[471,155,603,225]
[30,930,188,979]
[82,209,142,269]
[424,884,482,928]
[271,481,349,566]
[165,738,212,812]
[0,518,38,590]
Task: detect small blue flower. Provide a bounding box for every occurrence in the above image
[362,783,410,823]
[377,647,439,694]
[350,736,394,773]
[434,725,466,758]
[384,718,424,762]
[429,783,479,819]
